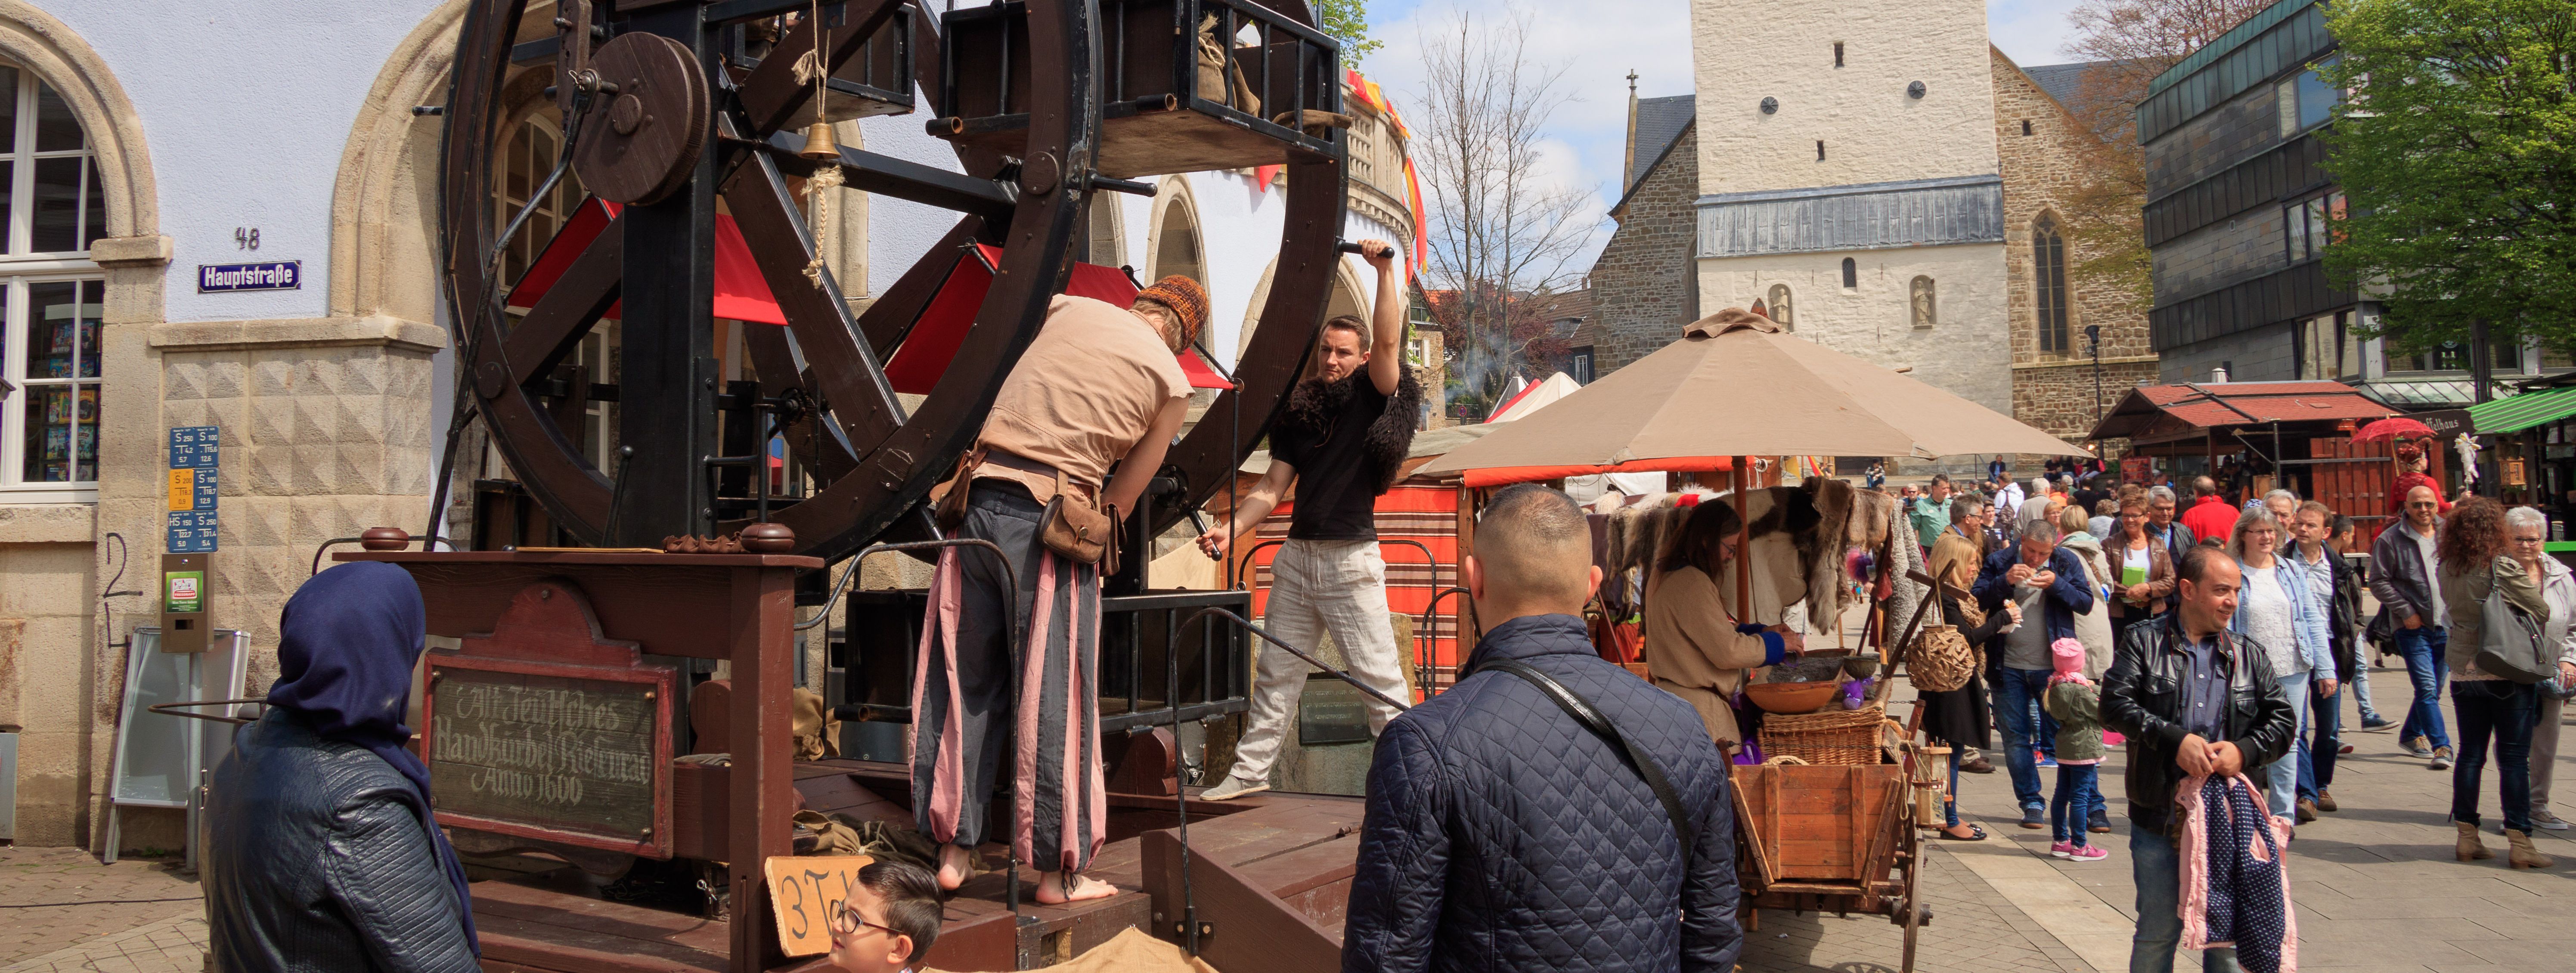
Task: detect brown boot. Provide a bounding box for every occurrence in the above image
[2458,821,2494,861]
[2508,828,2555,869]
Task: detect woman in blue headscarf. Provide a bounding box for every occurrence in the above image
[204,561,479,971]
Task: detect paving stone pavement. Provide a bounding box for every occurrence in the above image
[1920,657,2576,973]
[0,848,202,972]
[10,660,2572,973]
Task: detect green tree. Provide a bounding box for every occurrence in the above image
[1313,0,1381,62]
[2321,0,2576,355]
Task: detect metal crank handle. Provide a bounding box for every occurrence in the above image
[1335,240,1397,260]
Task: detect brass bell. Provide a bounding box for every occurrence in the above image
[798,120,840,161]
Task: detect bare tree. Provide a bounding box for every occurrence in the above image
[1409,9,1594,416]
[2055,0,2272,313]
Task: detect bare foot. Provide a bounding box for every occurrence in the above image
[936,845,973,891]
[1032,871,1116,904]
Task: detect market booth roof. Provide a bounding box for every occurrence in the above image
[1417,309,2086,487]
[2087,381,2399,445]
[2466,384,2576,435]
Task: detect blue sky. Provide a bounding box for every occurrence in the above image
[1356,0,2090,279]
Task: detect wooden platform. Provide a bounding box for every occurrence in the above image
[465,759,1363,971]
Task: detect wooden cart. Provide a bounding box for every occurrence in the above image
[1732,758,1926,970]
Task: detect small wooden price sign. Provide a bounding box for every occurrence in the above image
[763,855,876,956]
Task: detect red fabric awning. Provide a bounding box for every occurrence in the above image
[885,244,1231,394]
[514,211,1230,390]
[508,198,785,325]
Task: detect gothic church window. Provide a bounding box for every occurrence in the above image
[2035,214,2071,353]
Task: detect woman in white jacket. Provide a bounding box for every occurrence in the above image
[2506,506,2576,830]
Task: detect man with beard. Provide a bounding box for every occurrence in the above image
[1196,239,1421,800]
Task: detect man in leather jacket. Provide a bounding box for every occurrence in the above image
[2290,501,2362,818]
[2102,545,2296,973]
[205,563,479,972]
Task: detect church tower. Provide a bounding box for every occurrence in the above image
[1686,0,2012,418]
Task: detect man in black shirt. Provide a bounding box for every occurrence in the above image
[1195,239,1421,800]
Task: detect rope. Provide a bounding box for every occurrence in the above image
[793,0,841,288]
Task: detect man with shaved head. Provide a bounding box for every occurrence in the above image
[1342,485,1741,972]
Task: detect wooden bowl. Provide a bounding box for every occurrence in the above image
[1842,656,1881,680]
[1745,679,1843,715]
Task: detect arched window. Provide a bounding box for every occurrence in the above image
[495,114,586,286]
[490,112,614,467]
[1750,297,1768,320]
[1910,276,1937,328]
[1149,178,1206,286]
[0,65,105,494]
[1766,284,1794,330]
[2034,214,2071,353]
[1840,257,1857,290]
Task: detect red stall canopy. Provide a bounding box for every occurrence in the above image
[512,212,1228,390]
[886,243,1231,394]
[507,198,786,325]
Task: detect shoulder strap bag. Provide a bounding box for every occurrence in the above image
[1479,659,1698,871]
[2477,562,2554,684]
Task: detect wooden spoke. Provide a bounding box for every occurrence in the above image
[718,131,904,456]
[1156,153,1344,533]
[854,214,991,356]
[736,0,907,138]
[504,217,623,385]
[739,325,860,483]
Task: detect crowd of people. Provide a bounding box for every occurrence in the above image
[1903,467,2576,970]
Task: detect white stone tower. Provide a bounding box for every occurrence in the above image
[1686,0,2013,416]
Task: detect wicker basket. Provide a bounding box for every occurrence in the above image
[1756,702,1887,766]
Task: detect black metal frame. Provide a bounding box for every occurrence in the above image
[512,3,917,120]
[932,0,1341,158]
[839,586,1252,734]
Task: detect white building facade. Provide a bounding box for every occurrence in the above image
[0,0,1411,851]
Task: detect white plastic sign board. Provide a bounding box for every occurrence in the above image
[106,627,247,807]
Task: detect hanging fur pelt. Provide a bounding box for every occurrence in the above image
[1600,481,1862,632]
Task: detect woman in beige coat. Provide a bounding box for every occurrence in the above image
[1644,502,1804,755]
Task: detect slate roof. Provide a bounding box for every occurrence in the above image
[1627,95,1693,194]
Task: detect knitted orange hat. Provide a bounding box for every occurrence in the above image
[1135,275,1208,349]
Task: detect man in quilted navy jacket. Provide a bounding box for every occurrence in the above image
[1342,485,1742,972]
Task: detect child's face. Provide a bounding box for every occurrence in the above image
[826,886,912,973]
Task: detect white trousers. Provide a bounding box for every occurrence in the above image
[1228,538,1412,781]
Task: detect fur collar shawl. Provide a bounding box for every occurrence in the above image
[1276,367,1424,493]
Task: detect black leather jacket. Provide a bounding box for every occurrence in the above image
[2099,613,2298,836]
[205,711,479,972]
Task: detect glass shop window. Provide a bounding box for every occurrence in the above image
[0,62,106,501]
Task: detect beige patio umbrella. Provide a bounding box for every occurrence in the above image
[1418,307,2088,612]
[1419,309,2087,481]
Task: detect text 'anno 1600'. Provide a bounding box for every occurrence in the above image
[426,666,659,838]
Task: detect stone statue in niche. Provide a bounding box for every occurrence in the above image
[1910,276,1937,329]
[1766,284,1794,329]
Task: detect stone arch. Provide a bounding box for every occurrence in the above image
[329,0,467,322]
[1144,174,1205,285]
[1235,255,1275,362]
[0,0,157,243]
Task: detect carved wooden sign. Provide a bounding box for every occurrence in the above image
[423,579,676,857]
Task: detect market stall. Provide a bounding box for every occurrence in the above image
[1417,308,2089,970]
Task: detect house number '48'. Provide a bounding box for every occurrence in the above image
[235,227,260,250]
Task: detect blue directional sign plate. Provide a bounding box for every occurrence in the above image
[167,511,218,553]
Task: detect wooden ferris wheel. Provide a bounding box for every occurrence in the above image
[437,0,1352,562]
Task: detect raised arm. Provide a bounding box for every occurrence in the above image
[1358,239,1406,397]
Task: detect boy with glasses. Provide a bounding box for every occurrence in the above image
[828,861,943,973]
